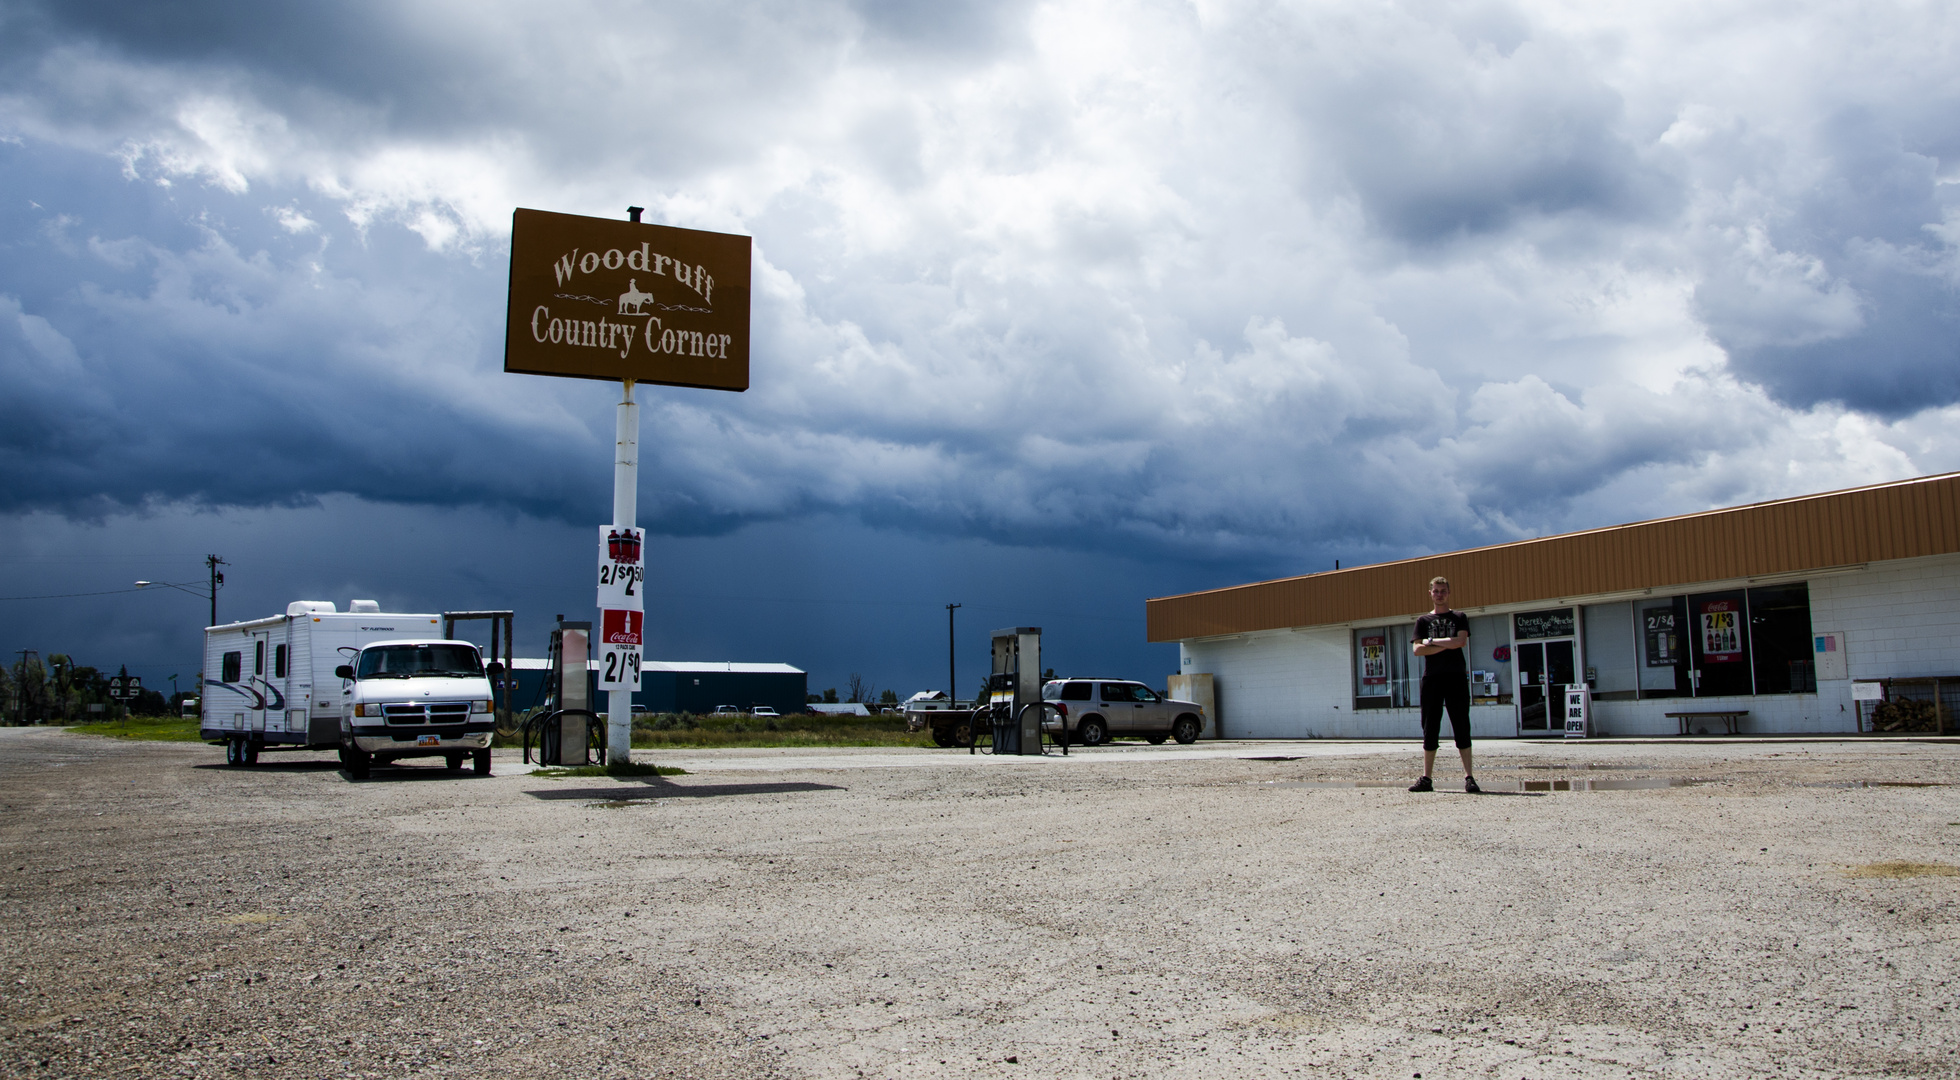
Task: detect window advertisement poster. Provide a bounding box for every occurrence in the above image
[1643,609,1679,667]
[598,608,642,691]
[1359,634,1388,698]
[1699,600,1744,662]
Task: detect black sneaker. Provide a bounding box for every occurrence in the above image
[1408,776,1433,792]
[1464,776,1482,794]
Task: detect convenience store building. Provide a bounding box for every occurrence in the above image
[1147,472,1960,738]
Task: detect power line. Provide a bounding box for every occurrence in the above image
[0,586,154,601]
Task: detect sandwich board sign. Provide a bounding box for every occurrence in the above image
[505,208,751,390]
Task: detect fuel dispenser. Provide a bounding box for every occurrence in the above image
[985,626,1060,755]
[523,619,604,766]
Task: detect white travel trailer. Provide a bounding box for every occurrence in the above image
[200,600,499,775]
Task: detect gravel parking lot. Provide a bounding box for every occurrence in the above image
[4,727,1959,1079]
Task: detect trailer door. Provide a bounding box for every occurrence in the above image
[248,631,272,735]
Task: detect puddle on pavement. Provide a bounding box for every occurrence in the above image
[1270,778,1715,792]
[1808,780,1953,789]
[1520,763,1638,770]
[1244,756,1303,762]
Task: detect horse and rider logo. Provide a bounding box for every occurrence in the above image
[617,280,656,315]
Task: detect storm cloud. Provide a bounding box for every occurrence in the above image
[2,0,1958,687]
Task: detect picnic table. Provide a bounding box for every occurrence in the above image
[1665,710,1747,736]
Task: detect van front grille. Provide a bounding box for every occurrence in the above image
[381,703,473,724]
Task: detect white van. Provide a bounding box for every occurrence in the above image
[201,600,498,776]
[334,639,498,779]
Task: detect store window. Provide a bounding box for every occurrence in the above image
[1637,583,1813,698]
[1352,625,1413,709]
[1748,583,1815,694]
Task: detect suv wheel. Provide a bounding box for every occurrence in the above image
[1075,717,1108,747]
[1172,715,1202,744]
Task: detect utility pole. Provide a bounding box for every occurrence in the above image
[205,555,227,628]
[946,603,961,705]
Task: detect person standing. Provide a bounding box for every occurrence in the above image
[1409,576,1478,793]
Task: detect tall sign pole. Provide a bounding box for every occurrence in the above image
[505,205,752,769]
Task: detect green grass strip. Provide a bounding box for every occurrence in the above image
[65,718,205,742]
[530,762,689,778]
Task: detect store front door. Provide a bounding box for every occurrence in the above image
[1512,607,1578,736]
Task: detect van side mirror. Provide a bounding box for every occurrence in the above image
[485,661,505,676]
[335,664,354,680]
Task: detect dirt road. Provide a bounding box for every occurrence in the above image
[3,728,1958,1079]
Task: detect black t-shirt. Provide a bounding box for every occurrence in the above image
[1415,610,1470,678]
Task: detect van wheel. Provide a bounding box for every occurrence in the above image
[473,749,492,776]
[1173,716,1202,744]
[1076,717,1108,747]
[340,742,371,780]
[1145,733,1168,744]
[445,754,464,771]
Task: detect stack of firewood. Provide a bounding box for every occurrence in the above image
[1870,696,1940,732]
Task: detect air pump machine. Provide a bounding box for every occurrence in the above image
[985,626,1060,755]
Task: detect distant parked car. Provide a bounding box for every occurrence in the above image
[750,706,780,719]
[713,705,740,716]
[1039,678,1205,746]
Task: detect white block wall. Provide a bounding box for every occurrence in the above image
[1178,551,1960,739]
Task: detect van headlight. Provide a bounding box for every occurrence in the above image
[354,703,374,718]
[471,699,491,713]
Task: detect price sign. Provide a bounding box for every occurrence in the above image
[597,525,645,611]
[598,609,642,691]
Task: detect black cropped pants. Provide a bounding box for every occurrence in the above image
[1420,674,1471,751]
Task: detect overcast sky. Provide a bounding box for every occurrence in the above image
[3,0,1957,699]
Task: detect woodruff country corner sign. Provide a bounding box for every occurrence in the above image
[505,208,752,390]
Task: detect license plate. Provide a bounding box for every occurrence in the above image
[416,734,441,747]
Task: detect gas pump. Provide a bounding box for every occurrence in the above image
[985,627,1060,755]
[523,619,603,766]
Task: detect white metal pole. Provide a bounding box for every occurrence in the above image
[609,378,638,764]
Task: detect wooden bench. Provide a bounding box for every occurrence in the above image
[1665,710,1747,736]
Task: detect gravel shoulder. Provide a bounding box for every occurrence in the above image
[4,729,1959,1079]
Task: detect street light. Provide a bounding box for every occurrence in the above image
[135,554,226,628]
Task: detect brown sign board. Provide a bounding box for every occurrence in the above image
[505,208,751,391]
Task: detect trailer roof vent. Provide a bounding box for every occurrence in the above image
[287,601,337,616]
[348,599,382,613]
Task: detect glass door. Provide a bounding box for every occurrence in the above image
[1513,608,1577,736]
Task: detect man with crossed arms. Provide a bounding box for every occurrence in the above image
[1409,575,1479,793]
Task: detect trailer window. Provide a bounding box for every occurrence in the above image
[357,643,483,679]
[254,640,265,676]
[274,644,288,679]
[221,652,242,682]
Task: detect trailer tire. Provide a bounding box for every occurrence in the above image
[1173,715,1202,744]
[473,748,492,776]
[243,739,260,765]
[1076,717,1108,747]
[930,727,954,748]
[223,738,239,766]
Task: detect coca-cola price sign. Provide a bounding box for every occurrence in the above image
[598,608,642,691]
[597,525,645,611]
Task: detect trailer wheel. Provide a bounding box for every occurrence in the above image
[952,717,975,747]
[472,748,492,776]
[1172,715,1202,744]
[930,726,954,748]
[223,738,240,766]
[1076,717,1108,747]
[444,753,464,772]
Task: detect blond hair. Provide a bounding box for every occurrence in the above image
[1429,576,1450,589]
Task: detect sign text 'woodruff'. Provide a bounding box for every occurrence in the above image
[505,208,751,390]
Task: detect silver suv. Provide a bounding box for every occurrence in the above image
[1040,678,1205,746]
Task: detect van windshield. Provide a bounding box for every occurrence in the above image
[357,644,482,680]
